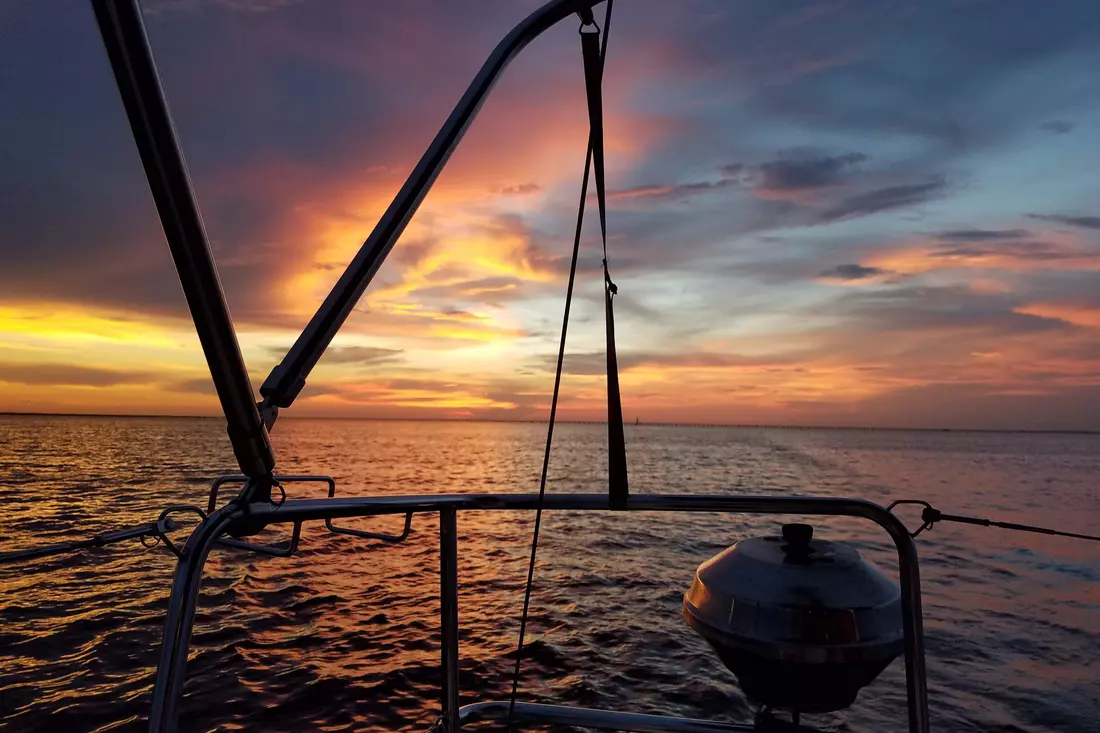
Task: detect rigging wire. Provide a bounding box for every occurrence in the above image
[0,517,176,565]
[505,2,615,730]
[888,499,1100,542]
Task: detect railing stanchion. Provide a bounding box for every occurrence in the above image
[440,508,461,732]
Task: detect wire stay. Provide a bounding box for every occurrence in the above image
[888,499,1100,542]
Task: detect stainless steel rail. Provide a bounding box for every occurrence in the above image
[89,5,931,733]
[460,701,758,733]
[258,0,605,413]
[90,0,275,482]
[440,509,461,733]
[147,493,929,733]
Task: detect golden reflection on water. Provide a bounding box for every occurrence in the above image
[0,417,1097,732]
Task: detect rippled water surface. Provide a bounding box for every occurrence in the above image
[0,416,1097,732]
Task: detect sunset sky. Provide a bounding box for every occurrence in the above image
[1,0,1098,430]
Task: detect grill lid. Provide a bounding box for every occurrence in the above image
[683,522,903,662]
[682,523,904,713]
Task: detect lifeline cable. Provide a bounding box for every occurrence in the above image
[889,499,1100,542]
[0,518,175,564]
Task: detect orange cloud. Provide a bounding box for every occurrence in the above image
[4,3,1097,431]
[867,230,1100,274]
[0,303,193,350]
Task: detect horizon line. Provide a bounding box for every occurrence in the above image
[1,410,1096,435]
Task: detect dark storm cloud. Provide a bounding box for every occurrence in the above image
[753,151,867,192]
[145,0,310,13]
[484,386,544,410]
[6,0,1095,316]
[834,286,1066,335]
[1039,120,1076,134]
[535,350,804,377]
[3,0,1100,429]
[501,183,542,195]
[935,229,1029,242]
[609,149,867,203]
[815,179,947,224]
[585,0,1097,282]
[818,264,888,281]
[1015,269,1100,308]
[735,0,1100,152]
[599,159,946,276]
[165,371,326,396]
[0,0,589,317]
[334,347,403,365]
[266,346,404,366]
[827,383,1099,432]
[0,1,318,319]
[1028,214,1100,230]
[166,378,218,395]
[391,238,441,270]
[0,363,157,387]
[606,178,738,203]
[595,290,666,323]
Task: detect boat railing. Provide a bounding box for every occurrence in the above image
[83,1,930,730]
[146,483,929,733]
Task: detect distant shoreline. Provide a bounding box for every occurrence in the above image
[1,411,1096,435]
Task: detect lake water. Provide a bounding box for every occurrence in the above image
[0,416,1097,732]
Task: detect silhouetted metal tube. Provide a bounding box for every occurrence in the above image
[147,492,928,733]
[460,701,758,733]
[91,0,274,481]
[440,509,460,733]
[260,0,605,411]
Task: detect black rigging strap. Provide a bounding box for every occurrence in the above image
[580,4,629,510]
[505,3,618,731]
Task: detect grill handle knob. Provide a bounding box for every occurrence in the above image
[782,523,814,546]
